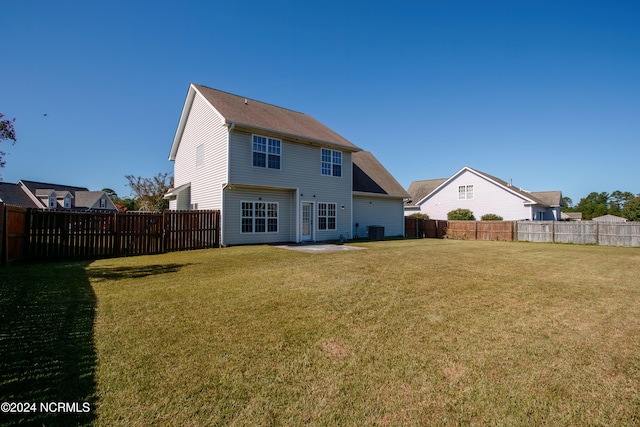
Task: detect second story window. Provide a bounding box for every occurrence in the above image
[64,196,71,209]
[196,144,204,168]
[458,185,474,200]
[100,198,107,209]
[253,135,281,169]
[49,196,57,208]
[321,149,341,177]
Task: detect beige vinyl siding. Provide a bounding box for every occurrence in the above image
[353,195,406,237]
[223,187,296,246]
[172,92,228,210]
[228,130,353,242]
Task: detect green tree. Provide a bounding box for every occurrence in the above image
[448,208,475,220]
[125,172,173,212]
[0,113,17,169]
[622,196,640,221]
[609,190,634,215]
[101,188,140,212]
[561,196,573,210]
[574,192,609,220]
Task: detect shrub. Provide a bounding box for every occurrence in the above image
[481,213,503,221]
[409,213,429,219]
[447,208,475,220]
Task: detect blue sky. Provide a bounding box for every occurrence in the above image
[3,1,639,205]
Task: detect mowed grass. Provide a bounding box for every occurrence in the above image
[3,239,640,426]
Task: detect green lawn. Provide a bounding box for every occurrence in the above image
[2,239,640,426]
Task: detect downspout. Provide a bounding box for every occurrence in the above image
[220,122,236,247]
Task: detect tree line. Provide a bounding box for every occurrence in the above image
[563,191,640,221]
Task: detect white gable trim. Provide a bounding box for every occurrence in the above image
[169,84,228,161]
[17,180,46,208]
[414,166,540,207]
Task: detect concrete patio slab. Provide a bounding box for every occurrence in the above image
[273,243,366,253]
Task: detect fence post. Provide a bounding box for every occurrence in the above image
[162,211,168,253]
[24,209,31,261]
[0,203,5,265]
[114,212,120,257]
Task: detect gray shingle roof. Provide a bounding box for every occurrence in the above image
[406,178,447,206]
[193,84,360,151]
[529,191,563,207]
[20,180,88,195]
[0,182,40,208]
[74,191,105,209]
[352,151,409,198]
[13,180,115,210]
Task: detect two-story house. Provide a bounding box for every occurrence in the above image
[0,180,117,211]
[166,84,408,246]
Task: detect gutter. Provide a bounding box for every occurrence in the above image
[225,121,362,153]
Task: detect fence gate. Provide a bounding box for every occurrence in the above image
[116,212,164,256]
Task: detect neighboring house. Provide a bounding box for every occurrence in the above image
[0,180,117,211]
[166,83,407,246]
[592,214,627,222]
[561,212,583,221]
[405,166,563,221]
[0,182,41,208]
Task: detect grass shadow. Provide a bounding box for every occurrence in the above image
[0,262,96,427]
[86,263,189,282]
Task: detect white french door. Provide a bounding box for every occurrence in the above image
[301,202,313,241]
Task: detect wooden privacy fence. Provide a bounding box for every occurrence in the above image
[0,204,220,263]
[447,220,515,241]
[404,217,447,238]
[406,217,640,247]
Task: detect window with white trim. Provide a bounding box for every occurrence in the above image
[196,144,204,168]
[458,185,474,200]
[318,202,337,230]
[252,135,281,169]
[321,149,341,177]
[64,196,71,209]
[241,201,278,233]
[49,196,57,208]
[100,198,107,209]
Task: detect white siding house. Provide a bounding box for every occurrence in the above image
[405,166,562,221]
[167,84,407,246]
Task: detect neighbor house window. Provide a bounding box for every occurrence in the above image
[196,144,204,168]
[458,185,474,200]
[49,196,56,208]
[100,198,107,209]
[252,135,281,169]
[64,196,71,209]
[321,149,341,177]
[241,201,278,233]
[318,202,337,230]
